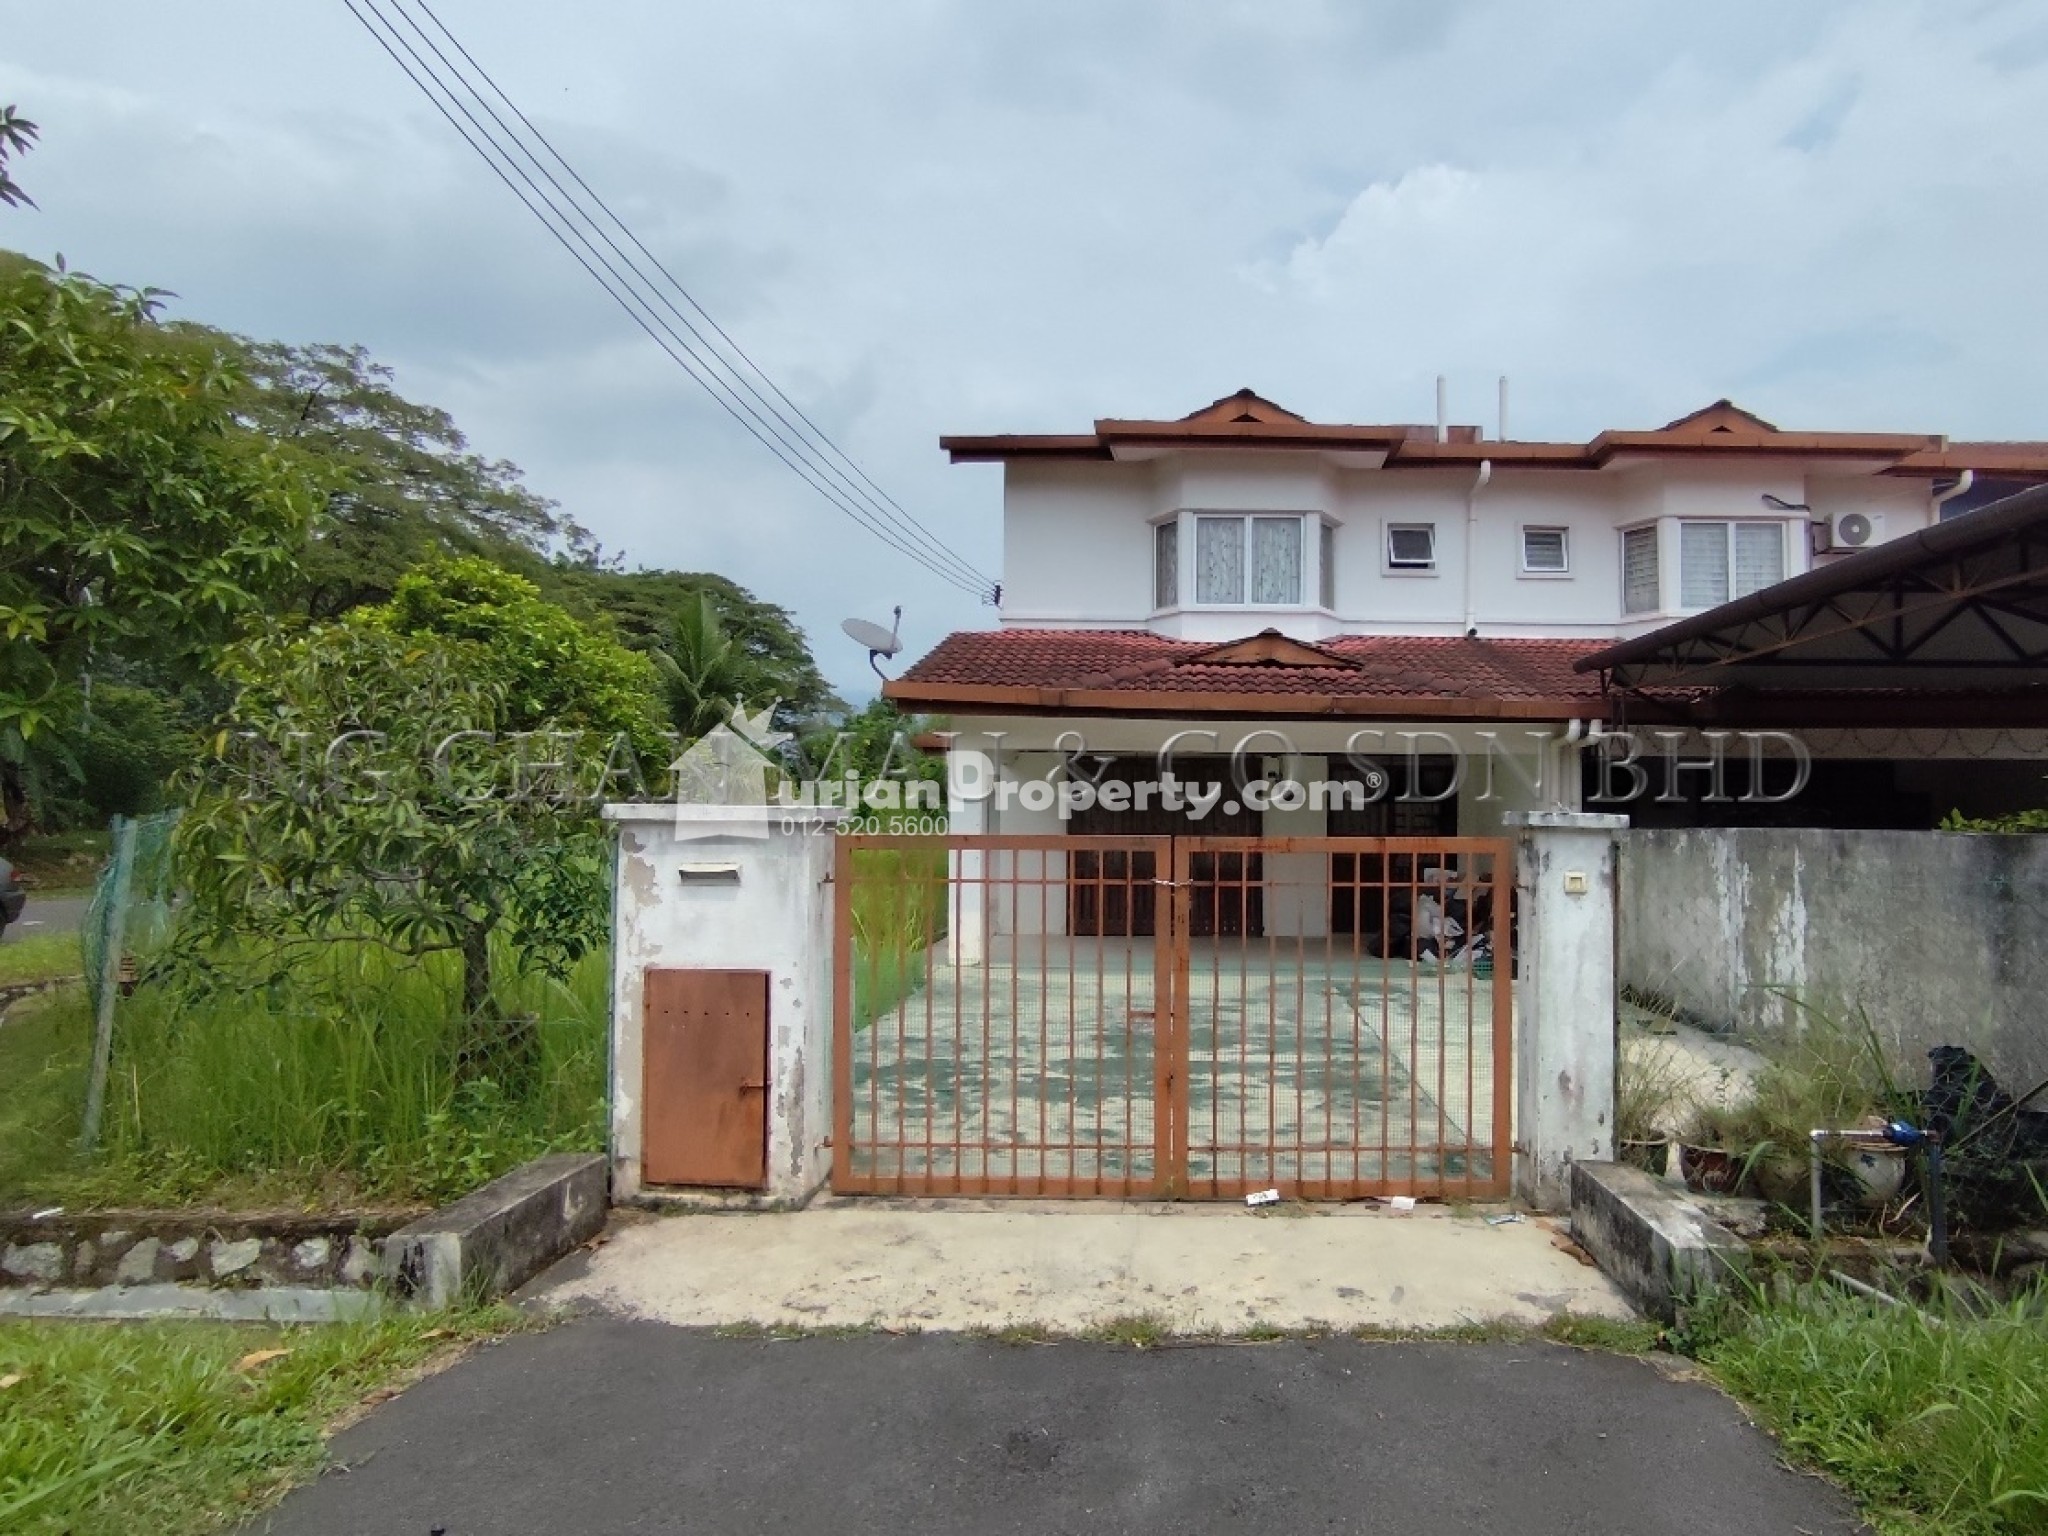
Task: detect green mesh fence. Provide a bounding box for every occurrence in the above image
[81,810,178,1021]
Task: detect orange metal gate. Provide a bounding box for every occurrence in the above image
[831,834,1513,1201]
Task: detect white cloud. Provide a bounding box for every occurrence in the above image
[2,0,2044,695]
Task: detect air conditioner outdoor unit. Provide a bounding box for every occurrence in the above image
[1820,511,1884,552]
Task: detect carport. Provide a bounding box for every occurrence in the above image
[1581,482,2048,712]
[1578,483,2048,826]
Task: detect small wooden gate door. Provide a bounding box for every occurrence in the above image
[643,968,770,1189]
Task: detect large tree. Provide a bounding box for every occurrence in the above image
[213,338,594,617]
[203,337,839,728]
[177,561,667,1065]
[0,256,321,837]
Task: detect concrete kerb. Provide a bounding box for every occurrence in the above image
[383,1152,608,1309]
[1569,1160,1750,1321]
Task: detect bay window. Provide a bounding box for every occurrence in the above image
[1624,520,1789,616]
[1622,527,1659,614]
[1185,513,1308,606]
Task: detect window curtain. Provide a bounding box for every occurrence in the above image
[1732,523,1783,598]
[1679,522,1729,607]
[1195,516,1243,603]
[1250,517,1301,604]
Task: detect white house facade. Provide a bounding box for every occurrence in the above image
[885,390,2048,938]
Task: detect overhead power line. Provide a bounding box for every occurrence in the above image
[341,0,999,601]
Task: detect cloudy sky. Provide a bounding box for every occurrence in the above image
[4,1,2046,699]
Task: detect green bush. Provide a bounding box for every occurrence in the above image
[848,842,948,1033]
[73,684,187,819]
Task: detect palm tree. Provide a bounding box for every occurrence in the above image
[652,594,755,744]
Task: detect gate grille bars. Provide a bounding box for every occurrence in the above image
[832,835,1513,1200]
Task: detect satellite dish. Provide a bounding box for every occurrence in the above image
[841,606,903,680]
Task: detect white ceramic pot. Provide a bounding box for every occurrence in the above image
[1847,1144,1908,1207]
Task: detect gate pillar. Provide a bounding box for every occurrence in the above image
[1504,810,1627,1211]
[603,804,842,1205]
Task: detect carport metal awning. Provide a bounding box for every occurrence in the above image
[1577,484,2048,694]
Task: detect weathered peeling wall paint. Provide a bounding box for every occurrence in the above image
[1621,829,2048,1085]
[605,809,839,1205]
[1509,811,1625,1211]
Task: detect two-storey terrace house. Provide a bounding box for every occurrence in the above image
[883,389,2048,938]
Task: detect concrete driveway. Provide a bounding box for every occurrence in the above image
[249,1321,1865,1535]
[854,941,1502,1189]
[541,1199,1630,1334]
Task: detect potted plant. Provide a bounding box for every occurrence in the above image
[1678,1101,1762,1196]
[1615,1042,1688,1177]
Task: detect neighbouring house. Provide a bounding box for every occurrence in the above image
[883,388,2048,938]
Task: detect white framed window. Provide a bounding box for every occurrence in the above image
[1733,522,1786,596]
[1521,526,1569,574]
[1622,526,1659,614]
[1319,521,1336,608]
[1386,523,1436,571]
[1153,519,1178,609]
[1189,513,1305,605]
[1679,521,1785,608]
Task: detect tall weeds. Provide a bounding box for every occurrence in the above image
[848,844,947,1032]
[1707,1281,2048,1535]
[2,942,606,1207]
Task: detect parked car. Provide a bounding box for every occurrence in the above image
[0,856,23,937]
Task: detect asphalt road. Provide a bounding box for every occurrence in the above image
[0,895,89,941]
[251,1320,1864,1536]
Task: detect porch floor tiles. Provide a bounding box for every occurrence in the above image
[847,943,1501,1193]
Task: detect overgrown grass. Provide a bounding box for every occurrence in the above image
[1703,1280,2048,1536]
[0,988,90,1200]
[849,843,948,1032]
[0,1306,525,1535]
[0,944,607,1209]
[0,932,82,988]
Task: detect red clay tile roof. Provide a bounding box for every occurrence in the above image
[887,629,1620,719]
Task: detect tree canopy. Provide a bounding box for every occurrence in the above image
[549,565,839,728]
[213,337,594,617]
[365,556,667,764]
[0,244,841,838]
[0,256,322,832]
[178,570,668,1042]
